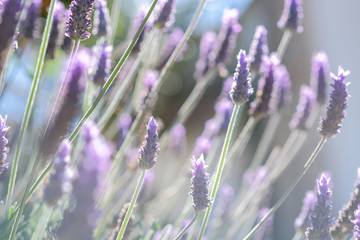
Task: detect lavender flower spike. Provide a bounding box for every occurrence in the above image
[310,52,330,105]
[294,191,316,234]
[0,115,10,175]
[194,31,217,80]
[253,208,274,240]
[93,43,112,86]
[154,0,176,29]
[273,65,292,111]
[138,116,160,170]
[190,154,210,212]
[248,25,269,75]
[46,2,66,59]
[230,50,253,105]
[289,86,315,131]
[353,205,360,239]
[20,0,42,39]
[318,67,350,138]
[65,0,96,41]
[306,174,334,240]
[92,0,111,38]
[277,0,304,33]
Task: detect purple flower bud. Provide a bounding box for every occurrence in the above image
[138,116,160,170]
[93,43,112,86]
[248,25,269,75]
[220,77,233,100]
[353,205,360,239]
[249,54,280,119]
[203,119,220,139]
[331,169,360,239]
[43,140,73,206]
[131,9,152,54]
[310,52,330,105]
[273,65,292,111]
[318,67,350,138]
[154,0,176,29]
[230,50,253,105]
[0,115,9,175]
[210,9,242,66]
[194,31,217,80]
[40,50,88,159]
[253,208,274,240]
[46,2,66,59]
[92,0,111,38]
[214,98,233,132]
[57,121,113,240]
[193,136,211,158]
[289,86,316,131]
[141,70,158,104]
[214,184,234,220]
[118,112,132,148]
[294,191,316,233]
[168,123,187,155]
[306,174,334,240]
[65,0,95,41]
[277,0,304,33]
[20,0,41,39]
[190,154,210,212]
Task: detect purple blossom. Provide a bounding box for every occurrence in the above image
[277,0,304,33]
[230,50,253,105]
[214,98,233,132]
[141,70,159,104]
[194,31,217,80]
[0,115,9,175]
[46,2,66,59]
[193,136,211,158]
[318,67,350,138]
[272,65,292,111]
[203,119,220,139]
[138,116,160,170]
[289,86,316,131]
[248,25,269,74]
[310,52,330,105]
[353,205,360,239]
[154,0,176,29]
[190,154,210,212]
[65,0,95,41]
[306,174,334,240]
[214,184,234,220]
[294,191,316,234]
[220,77,233,100]
[43,140,73,206]
[20,0,41,39]
[93,43,112,86]
[131,9,152,54]
[249,54,280,119]
[253,208,274,240]
[210,9,242,66]
[118,112,132,148]
[168,123,187,154]
[92,0,111,38]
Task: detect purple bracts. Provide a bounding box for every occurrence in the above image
[118,112,132,147]
[43,140,73,206]
[190,154,210,212]
[194,31,217,80]
[168,123,186,154]
[248,26,269,75]
[92,0,111,38]
[93,43,112,86]
[210,9,242,66]
[306,174,334,240]
[230,50,253,105]
[254,208,274,240]
[290,86,315,131]
[154,0,176,29]
[0,115,9,175]
[277,0,304,33]
[20,0,41,39]
[132,9,151,54]
[353,205,360,239]
[138,116,160,170]
[65,0,95,41]
[311,52,330,105]
[295,191,316,233]
[273,65,292,111]
[318,67,350,138]
[193,136,211,158]
[47,2,65,59]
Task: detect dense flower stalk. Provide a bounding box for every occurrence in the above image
[131,9,151,54]
[154,0,176,29]
[93,43,112,86]
[248,25,269,74]
[318,67,350,138]
[110,203,133,240]
[353,205,360,240]
[190,154,210,212]
[310,52,330,105]
[56,121,113,240]
[253,208,274,240]
[294,191,316,234]
[168,123,187,154]
[289,86,315,131]
[43,140,73,206]
[138,116,160,170]
[194,31,216,80]
[273,65,292,111]
[193,136,211,158]
[20,0,41,39]
[210,9,242,66]
[331,169,360,240]
[230,50,253,105]
[65,0,96,41]
[141,70,158,104]
[118,112,132,148]
[214,98,233,132]
[0,115,9,175]
[46,2,66,59]
[249,54,279,119]
[306,174,334,240]
[277,0,304,33]
[92,0,111,38]
[214,184,234,220]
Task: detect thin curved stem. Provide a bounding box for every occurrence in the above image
[276,30,293,61]
[243,136,327,240]
[115,170,147,240]
[174,213,198,240]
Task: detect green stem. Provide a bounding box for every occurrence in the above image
[243,136,327,239]
[197,104,241,240]
[115,170,147,240]
[31,206,53,240]
[5,0,57,208]
[109,0,122,45]
[276,30,293,61]
[174,213,198,240]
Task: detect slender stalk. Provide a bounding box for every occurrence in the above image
[174,213,198,240]
[31,206,53,240]
[115,170,147,240]
[243,136,327,239]
[276,30,293,61]
[5,0,57,208]
[67,0,159,143]
[109,0,122,45]
[197,104,241,240]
